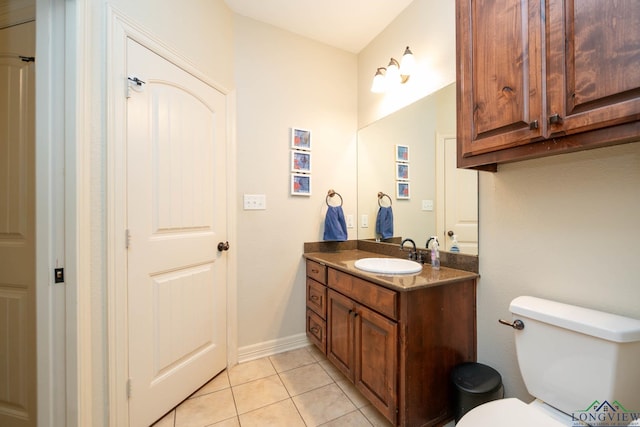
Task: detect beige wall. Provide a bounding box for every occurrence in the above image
[108,0,234,89]
[233,15,358,350]
[478,141,640,400]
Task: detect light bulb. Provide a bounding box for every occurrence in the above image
[386,58,400,87]
[371,67,386,93]
[400,46,415,78]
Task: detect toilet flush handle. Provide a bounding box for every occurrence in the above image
[498,319,525,330]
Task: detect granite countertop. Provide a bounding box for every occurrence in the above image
[304,249,478,292]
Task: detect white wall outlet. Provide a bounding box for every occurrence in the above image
[421,199,434,211]
[361,214,369,228]
[243,194,266,210]
[346,214,354,229]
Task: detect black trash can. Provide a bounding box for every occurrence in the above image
[451,362,504,424]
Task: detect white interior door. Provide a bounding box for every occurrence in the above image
[0,21,36,427]
[126,38,228,427]
[437,135,478,255]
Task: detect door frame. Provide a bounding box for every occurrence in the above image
[105,9,237,426]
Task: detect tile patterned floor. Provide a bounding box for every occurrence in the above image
[151,346,394,427]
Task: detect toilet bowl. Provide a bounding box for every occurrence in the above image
[457,398,569,427]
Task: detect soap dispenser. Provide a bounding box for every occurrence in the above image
[429,236,440,270]
[450,234,460,253]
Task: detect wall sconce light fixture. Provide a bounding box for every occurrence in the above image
[371,46,415,93]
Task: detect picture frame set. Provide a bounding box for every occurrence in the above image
[290,128,312,196]
[395,144,410,199]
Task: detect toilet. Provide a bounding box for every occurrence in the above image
[457,296,640,427]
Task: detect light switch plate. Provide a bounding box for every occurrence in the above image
[243,194,266,210]
[421,200,434,211]
[346,214,354,228]
[361,214,368,228]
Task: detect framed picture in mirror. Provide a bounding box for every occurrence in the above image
[396,181,410,199]
[395,144,409,162]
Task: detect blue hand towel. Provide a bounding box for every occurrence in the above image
[375,206,394,239]
[323,205,348,241]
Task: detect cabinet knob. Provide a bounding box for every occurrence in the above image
[549,114,563,125]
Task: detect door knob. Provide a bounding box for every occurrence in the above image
[447,230,454,237]
[217,241,230,251]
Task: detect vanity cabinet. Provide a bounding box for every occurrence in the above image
[456,0,640,169]
[305,260,328,353]
[306,260,477,427]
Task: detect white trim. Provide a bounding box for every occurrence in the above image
[435,133,454,245]
[106,7,237,426]
[35,0,68,425]
[238,334,312,363]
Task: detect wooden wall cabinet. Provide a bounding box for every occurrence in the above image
[456,0,640,170]
[306,261,476,426]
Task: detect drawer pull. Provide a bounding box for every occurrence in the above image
[311,268,319,273]
[310,326,320,334]
[310,295,319,301]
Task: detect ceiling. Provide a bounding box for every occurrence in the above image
[224,0,414,53]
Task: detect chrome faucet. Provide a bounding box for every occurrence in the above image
[400,238,418,261]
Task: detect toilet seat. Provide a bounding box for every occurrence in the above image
[457,398,568,427]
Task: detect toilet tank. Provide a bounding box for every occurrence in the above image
[510,296,640,417]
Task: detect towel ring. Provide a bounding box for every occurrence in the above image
[378,192,392,207]
[326,189,343,207]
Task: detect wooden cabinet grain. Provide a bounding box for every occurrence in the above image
[307,262,477,427]
[456,0,640,169]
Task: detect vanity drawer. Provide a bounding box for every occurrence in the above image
[306,309,326,354]
[306,260,327,284]
[306,278,327,319]
[328,268,398,320]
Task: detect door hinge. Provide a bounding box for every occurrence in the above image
[125,229,131,249]
[126,378,132,398]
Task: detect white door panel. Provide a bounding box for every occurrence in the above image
[126,38,227,427]
[0,20,36,427]
[444,137,478,254]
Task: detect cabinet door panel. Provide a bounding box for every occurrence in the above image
[355,305,398,424]
[547,0,640,136]
[327,290,356,380]
[458,0,543,157]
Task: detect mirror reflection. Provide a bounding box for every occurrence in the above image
[357,83,479,255]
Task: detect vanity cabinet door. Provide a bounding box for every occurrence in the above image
[327,289,357,380]
[355,304,398,424]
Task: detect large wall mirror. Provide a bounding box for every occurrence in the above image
[357,83,479,255]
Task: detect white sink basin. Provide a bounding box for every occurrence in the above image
[354,257,422,275]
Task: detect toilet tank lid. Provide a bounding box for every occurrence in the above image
[510,296,640,343]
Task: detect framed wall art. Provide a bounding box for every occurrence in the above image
[291,173,312,196]
[291,150,312,173]
[291,127,312,150]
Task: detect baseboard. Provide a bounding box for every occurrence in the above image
[237,333,311,363]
